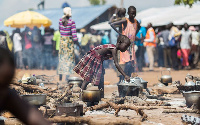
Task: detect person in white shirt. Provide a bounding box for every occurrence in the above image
[13,28,23,69]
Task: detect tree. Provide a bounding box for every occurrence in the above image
[174,0,200,7]
[88,0,106,5]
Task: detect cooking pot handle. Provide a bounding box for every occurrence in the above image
[161,70,171,75]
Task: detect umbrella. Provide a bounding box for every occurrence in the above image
[4,10,52,28]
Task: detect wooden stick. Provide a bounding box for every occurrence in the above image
[163,109,200,114]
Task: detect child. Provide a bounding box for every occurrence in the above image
[109,8,126,28]
[0,47,50,125]
[73,35,131,92]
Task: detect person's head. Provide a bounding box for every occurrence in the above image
[177,25,182,30]
[15,28,20,34]
[184,23,189,30]
[80,28,86,35]
[195,26,199,32]
[128,6,136,19]
[0,47,15,89]
[62,7,72,18]
[44,27,51,33]
[147,23,152,29]
[117,8,126,18]
[116,35,131,52]
[168,22,174,29]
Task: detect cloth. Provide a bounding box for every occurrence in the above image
[171,46,179,69]
[135,27,146,46]
[181,49,190,66]
[15,51,23,69]
[191,31,200,45]
[4,31,13,52]
[81,34,90,46]
[53,31,61,51]
[169,26,181,40]
[120,18,138,64]
[0,35,7,49]
[43,33,53,45]
[163,47,172,67]
[157,29,170,47]
[180,29,191,49]
[57,36,75,75]
[193,45,200,66]
[59,18,78,41]
[24,33,32,50]
[13,33,22,53]
[73,44,116,86]
[62,7,72,18]
[144,27,156,47]
[101,35,110,45]
[146,46,155,70]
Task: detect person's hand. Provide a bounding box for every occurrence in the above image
[125,75,130,82]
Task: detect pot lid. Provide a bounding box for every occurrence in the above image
[184,81,195,86]
[68,77,83,81]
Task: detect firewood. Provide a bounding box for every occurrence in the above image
[163,109,200,114]
[57,86,71,101]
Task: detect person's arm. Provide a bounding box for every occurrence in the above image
[109,19,127,35]
[111,48,130,82]
[109,8,118,24]
[144,31,155,42]
[5,89,51,125]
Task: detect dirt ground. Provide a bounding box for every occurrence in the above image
[11,67,200,125]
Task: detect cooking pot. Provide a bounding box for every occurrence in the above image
[21,94,46,106]
[118,83,140,97]
[159,70,172,85]
[56,103,83,116]
[82,90,101,102]
[68,77,83,83]
[183,91,200,108]
[185,76,195,86]
[68,81,82,88]
[139,77,148,89]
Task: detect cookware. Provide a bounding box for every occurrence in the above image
[183,91,200,108]
[185,76,195,86]
[82,90,101,102]
[118,83,140,97]
[68,81,82,88]
[56,103,83,116]
[21,94,46,106]
[68,77,83,83]
[139,77,148,89]
[159,70,172,86]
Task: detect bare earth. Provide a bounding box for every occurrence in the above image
[12,67,200,125]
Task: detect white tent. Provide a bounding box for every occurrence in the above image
[91,5,200,30]
[136,5,200,27]
[90,21,111,30]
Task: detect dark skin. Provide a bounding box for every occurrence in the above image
[0,62,51,125]
[81,38,131,90]
[109,8,141,36]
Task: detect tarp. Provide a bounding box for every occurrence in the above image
[90,21,111,30]
[136,5,200,27]
[35,5,113,30]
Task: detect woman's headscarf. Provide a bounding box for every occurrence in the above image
[62,7,72,18]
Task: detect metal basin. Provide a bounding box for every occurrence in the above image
[183,91,200,108]
[21,94,46,106]
[82,90,101,102]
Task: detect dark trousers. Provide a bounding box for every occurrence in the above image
[171,46,179,70]
[23,49,33,69]
[43,45,53,70]
[136,46,145,71]
[158,45,164,67]
[15,51,23,69]
[163,47,172,68]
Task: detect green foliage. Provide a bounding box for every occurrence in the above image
[88,0,107,5]
[174,0,200,7]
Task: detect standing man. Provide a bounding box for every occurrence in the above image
[135,20,146,72]
[53,30,61,69]
[144,23,156,71]
[157,24,171,68]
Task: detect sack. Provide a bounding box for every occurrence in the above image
[168,37,176,47]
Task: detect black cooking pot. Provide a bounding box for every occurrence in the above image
[118,84,140,97]
[82,90,101,102]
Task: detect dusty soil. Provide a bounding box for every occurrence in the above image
[8,67,200,125]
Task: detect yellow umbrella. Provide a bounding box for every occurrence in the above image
[4,10,52,28]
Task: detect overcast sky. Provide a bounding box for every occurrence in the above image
[0,0,194,25]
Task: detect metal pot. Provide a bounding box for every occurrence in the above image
[185,76,195,86]
[118,83,140,97]
[131,77,142,87]
[21,94,46,106]
[159,70,172,85]
[68,81,82,88]
[56,103,83,116]
[139,77,148,89]
[183,91,200,108]
[68,77,83,83]
[82,90,101,102]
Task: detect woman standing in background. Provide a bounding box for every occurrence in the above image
[57,7,81,82]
